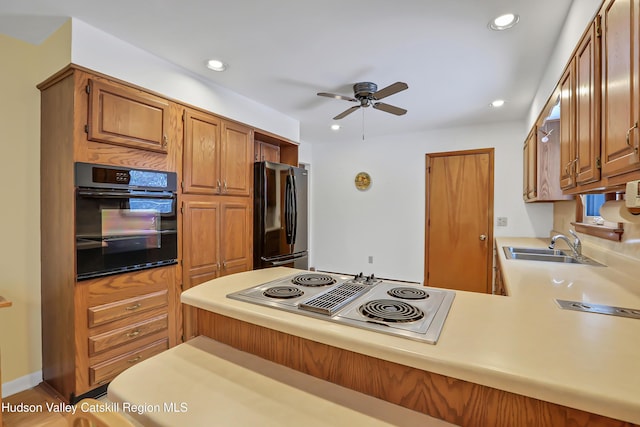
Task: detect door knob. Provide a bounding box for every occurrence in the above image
[479,235,487,241]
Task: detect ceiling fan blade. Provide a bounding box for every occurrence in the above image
[333,106,361,120]
[317,92,358,102]
[372,82,408,100]
[373,102,407,116]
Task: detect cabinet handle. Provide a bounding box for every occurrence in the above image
[216,262,221,269]
[126,329,141,338]
[222,261,227,269]
[217,179,221,194]
[162,135,168,148]
[479,235,487,241]
[127,355,142,364]
[223,180,228,193]
[125,303,141,311]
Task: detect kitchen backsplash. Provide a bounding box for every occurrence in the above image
[553,200,640,262]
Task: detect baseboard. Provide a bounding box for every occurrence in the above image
[2,370,42,398]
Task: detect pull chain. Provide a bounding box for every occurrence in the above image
[362,108,365,141]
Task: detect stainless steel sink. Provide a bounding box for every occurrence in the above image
[502,247,605,267]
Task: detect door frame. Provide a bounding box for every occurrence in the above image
[424,148,495,292]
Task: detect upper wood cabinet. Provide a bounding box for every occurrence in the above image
[254,141,281,163]
[600,0,640,179]
[183,109,221,195]
[220,121,253,196]
[558,20,601,192]
[183,108,253,196]
[523,94,571,202]
[87,79,170,154]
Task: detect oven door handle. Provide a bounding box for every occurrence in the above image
[77,190,175,199]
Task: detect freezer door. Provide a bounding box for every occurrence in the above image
[291,166,308,255]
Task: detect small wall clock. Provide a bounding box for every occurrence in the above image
[354,172,372,191]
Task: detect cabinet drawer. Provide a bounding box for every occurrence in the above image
[88,290,168,327]
[90,339,168,386]
[89,314,168,355]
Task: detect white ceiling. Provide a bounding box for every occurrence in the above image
[0,0,574,144]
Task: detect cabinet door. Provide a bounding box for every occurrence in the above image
[559,64,576,189]
[575,21,601,185]
[87,79,170,153]
[523,129,537,200]
[601,0,640,177]
[182,199,220,288]
[220,199,252,276]
[220,122,253,196]
[183,109,221,194]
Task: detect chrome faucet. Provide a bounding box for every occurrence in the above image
[549,229,582,258]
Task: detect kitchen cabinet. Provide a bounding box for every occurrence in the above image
[87,78,171,154]
[523,116,570,202]
[523,128,537,200]
[559,21,601,192]
[181,195,252,339]
[600,0,640,179]
[38,66,182,402]
[254,140,281,163]
[183,108,253,196]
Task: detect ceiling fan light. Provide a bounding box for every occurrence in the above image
[206,59,228,72]
[489,13,519,31]
[490,99,505,108]
[331,124,340,131]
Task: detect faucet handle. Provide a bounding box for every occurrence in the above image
[569,229,580,241]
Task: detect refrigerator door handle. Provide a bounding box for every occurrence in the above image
[291,173,298,245]
[285,175,293,245]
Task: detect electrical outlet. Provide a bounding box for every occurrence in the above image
[497,217,508,227]
[368,256,374,264]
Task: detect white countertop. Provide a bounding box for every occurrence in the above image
[108,336,453,427]
[181,238,640,424]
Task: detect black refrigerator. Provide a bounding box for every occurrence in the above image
[254,161,308,269]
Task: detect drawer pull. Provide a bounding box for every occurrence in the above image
[125,303,142,311]
[127,355,142,364]
[127,329,141,338]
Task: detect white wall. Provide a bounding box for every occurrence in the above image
[310,121,553,283]
[527,0,603,127]
[70,19,299,142]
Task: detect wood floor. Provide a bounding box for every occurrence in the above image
[2,384,68,427]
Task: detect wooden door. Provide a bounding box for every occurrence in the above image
[87,79,169,153]
[425,149,494,294]
[575,21,601,185]
[559,64,576,189]
[601,0,640,177]
[183,109,221,194]
[220,121,253,196]
[220,199,253,276]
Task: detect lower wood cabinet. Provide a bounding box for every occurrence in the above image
[41,265,178,402]
[181,195,252,339]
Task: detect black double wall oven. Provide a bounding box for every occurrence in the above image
[75,162,178,280]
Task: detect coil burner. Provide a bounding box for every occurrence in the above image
[263,286,304,299]
[387,287,428,300]
[359,299,425,323]
[291,273,337,287]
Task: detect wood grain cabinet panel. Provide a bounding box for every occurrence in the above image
[89,339,168,387]
[220,121,253,196]
[88,290,168,327]
[87,79,170,153]
[183,109,221,194]
[600,0,640,178]
[182,198,221,287]
[89,314,168,355]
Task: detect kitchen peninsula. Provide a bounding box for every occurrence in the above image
[110,237,639,427]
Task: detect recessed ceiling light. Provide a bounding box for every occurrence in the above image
[490,99,506,108]
[206,59,228,72]
[489,13,519,31]
[330,124,340,131]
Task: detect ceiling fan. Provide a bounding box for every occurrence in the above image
[317,81,408,120]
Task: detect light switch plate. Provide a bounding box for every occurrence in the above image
[497,217,508,227]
